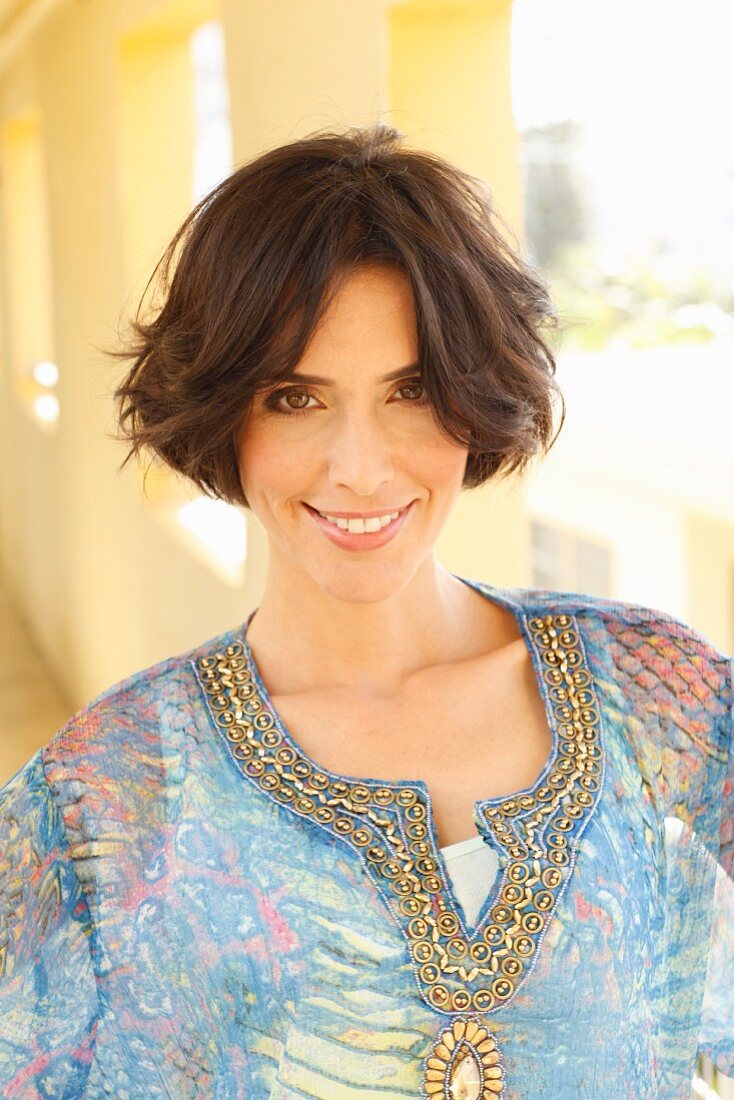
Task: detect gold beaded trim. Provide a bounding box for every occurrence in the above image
[192,609,604,1018]
[412,612,604,1014]
[422,1015,505,1098]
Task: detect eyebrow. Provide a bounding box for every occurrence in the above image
[283,363,420,386]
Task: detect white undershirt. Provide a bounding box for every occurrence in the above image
[439,835,499,929]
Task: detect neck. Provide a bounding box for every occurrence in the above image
[243,560,518,697]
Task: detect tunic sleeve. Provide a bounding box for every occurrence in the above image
[608,610,734,1075]
[696,652,734,1077]
[0,751,100,1097]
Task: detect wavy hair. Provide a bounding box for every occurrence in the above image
[107,122,565,508]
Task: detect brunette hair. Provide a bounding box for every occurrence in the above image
[108,122,564,508]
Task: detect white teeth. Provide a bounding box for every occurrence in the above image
[318,509,401,533]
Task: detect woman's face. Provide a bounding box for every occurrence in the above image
[237,263,470,602]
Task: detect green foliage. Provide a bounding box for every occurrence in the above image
[543,241,734,352]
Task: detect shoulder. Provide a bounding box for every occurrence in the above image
[504,583,731,663]
[39,619,245,795]
[505,583,733,752]
[22,619,248,860]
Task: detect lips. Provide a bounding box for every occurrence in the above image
[302,500,415,551]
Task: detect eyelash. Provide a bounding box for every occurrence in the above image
[263,378,429,418]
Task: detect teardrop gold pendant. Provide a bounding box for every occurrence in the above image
[422,1016,505,1098]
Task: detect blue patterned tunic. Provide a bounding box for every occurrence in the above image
[1,577,732,1098]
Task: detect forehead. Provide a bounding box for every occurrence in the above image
[297,265,418,365]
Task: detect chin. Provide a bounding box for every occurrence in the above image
[307,558,420,603]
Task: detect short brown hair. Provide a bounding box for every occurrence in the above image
[108,122,564,508]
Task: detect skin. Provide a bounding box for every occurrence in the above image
[237,261,521,702]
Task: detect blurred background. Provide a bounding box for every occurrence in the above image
[0,0,731,1092]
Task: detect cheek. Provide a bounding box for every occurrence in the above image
[412,429,470,485]
[237,423,314,501]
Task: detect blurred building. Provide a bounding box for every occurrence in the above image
[526,338,734,655]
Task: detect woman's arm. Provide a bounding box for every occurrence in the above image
[0,751,100,1098]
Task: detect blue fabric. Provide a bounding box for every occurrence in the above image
[0,578,732,1098]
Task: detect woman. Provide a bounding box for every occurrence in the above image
[0,123,732,1099]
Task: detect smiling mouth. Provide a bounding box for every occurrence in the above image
[303,501,413,534]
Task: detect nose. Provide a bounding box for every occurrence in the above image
[325,409,397,497]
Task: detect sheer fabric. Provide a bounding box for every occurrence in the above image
[0,578,732,1098]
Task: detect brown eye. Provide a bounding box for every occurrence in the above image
[263,387,316,416]
[396,379,428,403]
[282,391,311,410]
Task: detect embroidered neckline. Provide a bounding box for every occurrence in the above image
[237,577,559,808]
[192,578,605,1019]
